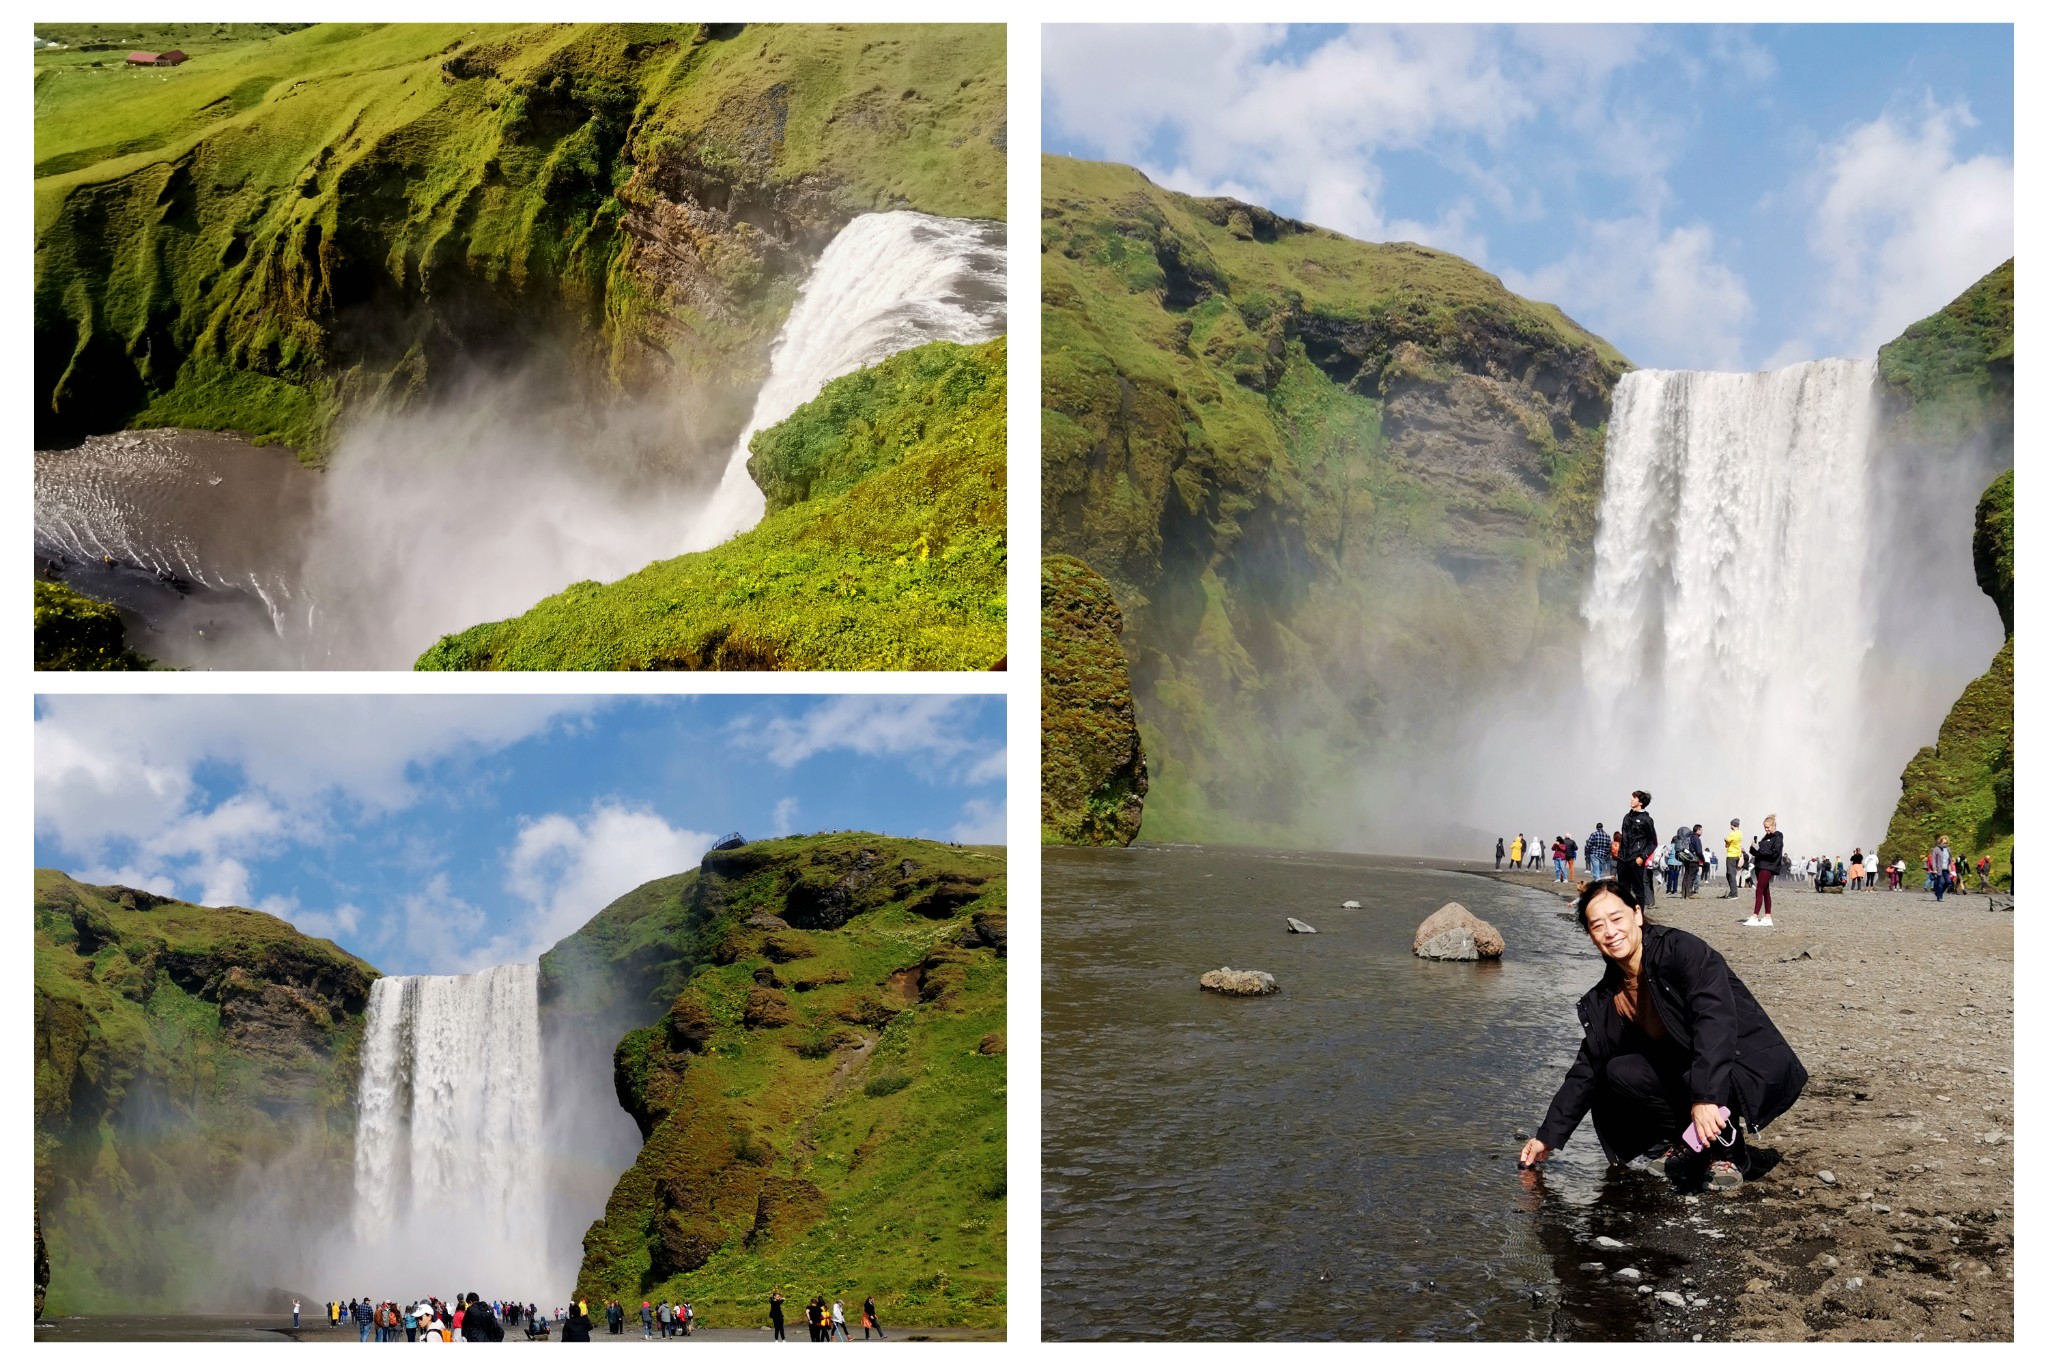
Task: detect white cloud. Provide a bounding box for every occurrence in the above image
[396,874,489,969]
[1506,216,1753,370]
[732,697,1002,783]
[1801,98,2013,358]
[456,802,716,971]
[74,865,179,898]
[948,799,1008,846]
[33,695,599,913]
[771,797,799,838]
[264,895,363,946]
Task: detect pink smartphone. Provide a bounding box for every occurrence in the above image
[1681,1105,1732,1152]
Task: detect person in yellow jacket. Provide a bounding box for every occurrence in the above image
[1723,819,1744,899]
[1510,834,1525,868]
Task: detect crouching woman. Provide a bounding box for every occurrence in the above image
[1517,878,1807,1191]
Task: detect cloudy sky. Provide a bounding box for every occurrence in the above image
[35,694,1006,975]
[1043,23,2013,371]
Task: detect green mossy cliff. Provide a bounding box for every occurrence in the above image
[34,22,1004,453]
[33,869,378,1314]
[542,835,1006,1329]
[416,336,1006,670]
[1878,261,2015,882]
[33,579,155,671]
[1041,555,1148,845]
[1041,155,1627,843]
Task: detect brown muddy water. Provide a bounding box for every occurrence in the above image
[1042,844,1706,1342]
[35,429,316,668]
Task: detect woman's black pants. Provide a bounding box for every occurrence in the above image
[1594,1052,1698,1162]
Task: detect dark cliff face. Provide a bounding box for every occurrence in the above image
[33,870,379,1312]
[1877,261,2015,877]
[545,834,1007,1327]
[1040,554,1148,845]
[1041,155,1628,844]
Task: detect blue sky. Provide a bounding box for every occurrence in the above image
[35,695,1006,975]
[1043,24,2013,370]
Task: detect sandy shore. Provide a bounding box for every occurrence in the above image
[1484,869,2013,1341]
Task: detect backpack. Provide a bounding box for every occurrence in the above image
[1565,837,1578,859]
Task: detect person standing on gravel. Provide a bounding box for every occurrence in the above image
[1496,836,1507,870]
[1931,835,1954,902]
[1743,815,1783,927]
[1517,876,1808,1193]
[1723,820,1743,898]
[1587,823,1613,880]
[1617,791,1658,908]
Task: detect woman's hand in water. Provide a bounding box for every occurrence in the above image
[1518,1137,1549,1168]
[1690,1102,1726,1145]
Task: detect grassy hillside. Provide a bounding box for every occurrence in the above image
[1041,555,1147,845]
[416,336,1005,670]
[33,870,379,1313]
[1041,154,1626,843]
[547,836,1006,1329]
[1877,262,2015,883]
[33,579,155,670]
[34,22,1005,453]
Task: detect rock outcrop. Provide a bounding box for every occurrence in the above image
[1041,154,1629,844]
[558,834,1006,1327]
[1199,967,1280,996]
[1041,554,1149,844]
[33,870,378,1313]
[1878,262,2015,880]
[1412,902,1505,960]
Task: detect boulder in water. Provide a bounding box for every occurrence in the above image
[1286,917,1317,934]
[1199,967,1279,996]
[1341,899,1362,909]
[1413,902,1505,959]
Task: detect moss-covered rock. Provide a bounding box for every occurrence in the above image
[1041,155,1627,844]
[32,870,379,1313]
[415,336,1006,671]
[34,579,154,670]
[1041,554,1147,844]
[1877,263,2015,884]
[552,834,1006,1329]
[34,22,1005,454]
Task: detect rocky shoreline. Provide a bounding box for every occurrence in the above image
[1479,868,2013,1342]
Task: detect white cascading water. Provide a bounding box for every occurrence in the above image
[1580,360,1880,847]
[348,965,547,1296]
[684,210,1008,550]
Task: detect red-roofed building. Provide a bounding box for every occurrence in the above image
[126,50,188,66]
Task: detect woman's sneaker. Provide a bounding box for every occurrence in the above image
[1741,915,1765,927]
[1707,1159,1744,1191]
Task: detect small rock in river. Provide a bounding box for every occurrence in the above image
[1198,967,1279,996]
[1342,900,1361,908]
[1286,917,1318,934]
[1593,1235,1627,1250]
[1613,1268,1642,1283]
[1636,1285,1652,1295]
[1577,1262,1605,1272]
[1655,1291,1687,1308]
[1412,902,1505,959]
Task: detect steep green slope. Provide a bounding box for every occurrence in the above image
[1877,261,2015,882]
[33,870,379,1313]
[1041,155,1627,843]
[416,337,1005,670]
[34,22,1005,452]
[547,835,1007,1328]
[1041,555,1147,845]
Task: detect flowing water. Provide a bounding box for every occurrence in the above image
[32,212,1006,669]
[347,966,549,1297]
[1042,845,1687,1342]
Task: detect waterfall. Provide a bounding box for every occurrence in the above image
[1580,360,1881,847]
[348,965,547,1296]
[685,209,1008,550]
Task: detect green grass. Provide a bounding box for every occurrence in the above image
[33,869,378,1314]
[1041,154,1626,844]
[557,836,1006,1329]
[34,22,1005,452]
[1876,258,2013,449]
[416,337,1006,670]
[1040,555,1148,845]
[34,579,155,670]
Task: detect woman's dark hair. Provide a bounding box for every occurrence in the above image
[1633,789,1652,808]
[1572,876,1648,930]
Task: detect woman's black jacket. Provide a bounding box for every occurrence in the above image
[1534,924,1806,1161]
[1618,808,1659,865]
[1754,830,1785,874]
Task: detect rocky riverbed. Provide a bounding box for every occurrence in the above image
[1485,870,2013,1342]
